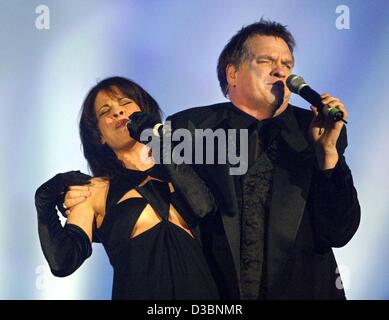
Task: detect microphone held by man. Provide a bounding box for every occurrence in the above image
[286,74,347,123]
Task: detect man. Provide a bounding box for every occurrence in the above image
[163,19,360,299]
[62,20,360,299]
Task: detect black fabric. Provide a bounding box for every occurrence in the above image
[226,103,284,299]
[127,111,161,141]
[240,134,278,299]
[54,171,92,217]
[196,103,283,299]
[167,102,361,300]
[310,157,361,248]
[126,111,218,220]
[95,166,220,300]
[35,172,92,277]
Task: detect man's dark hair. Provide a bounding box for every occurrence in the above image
[217,19,296,97]
[79,76,162,179]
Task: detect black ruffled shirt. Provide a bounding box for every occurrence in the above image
[226,104,286,299]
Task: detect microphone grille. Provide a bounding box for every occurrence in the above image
[286,74,306,94]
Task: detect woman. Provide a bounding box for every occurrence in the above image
[35,76,219,299]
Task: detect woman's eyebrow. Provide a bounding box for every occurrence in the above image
[97,98,131,111]
[119,97,132,105]
[98,104,109,111]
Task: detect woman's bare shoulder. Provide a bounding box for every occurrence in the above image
[89,177,110,216]
[89,177,110,190]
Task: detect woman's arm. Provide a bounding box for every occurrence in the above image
[35,172,94,277]
[66,177,107,240]
[66,196,95,242]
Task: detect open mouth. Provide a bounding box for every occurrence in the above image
[269,81,284,88]
[115,119,128,129]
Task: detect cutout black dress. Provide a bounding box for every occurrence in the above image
[95,165,220,299]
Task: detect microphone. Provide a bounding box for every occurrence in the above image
[126,115,172,140]
[286,74,347,123]
[151,123,172,137]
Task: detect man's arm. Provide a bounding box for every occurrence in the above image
[309,127,361,248]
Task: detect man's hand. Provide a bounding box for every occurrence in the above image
[309,93,348,170]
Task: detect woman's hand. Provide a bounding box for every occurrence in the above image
[35,171,94,276]
[63,185,92,216]
[35,171,91,216]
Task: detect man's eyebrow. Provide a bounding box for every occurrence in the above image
[255,54,294,66]
[255,54,276,60]
[256,55,293,62]
[282,56,294,63]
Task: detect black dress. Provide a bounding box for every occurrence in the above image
[95,165,220,300]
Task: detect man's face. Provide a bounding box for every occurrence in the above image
[228,35,294,116]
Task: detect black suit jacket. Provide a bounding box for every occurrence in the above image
[166,102,361,299]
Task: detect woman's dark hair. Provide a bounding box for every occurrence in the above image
[79,76,162,178]
[217,19,296,97]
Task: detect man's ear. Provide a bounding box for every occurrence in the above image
[100,136,106,145]
[226,64,238,88]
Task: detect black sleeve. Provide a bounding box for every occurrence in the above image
[310,127,361,248]
[162,162,218,219]
[161,115,218,219]
[37,207,92,277]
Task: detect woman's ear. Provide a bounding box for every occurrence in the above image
[100,135,106,145]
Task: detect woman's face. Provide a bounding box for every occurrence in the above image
[94,86,141,151]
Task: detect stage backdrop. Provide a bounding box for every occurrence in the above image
[0,0,388,299]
